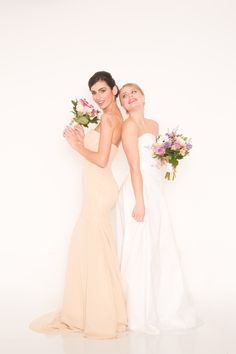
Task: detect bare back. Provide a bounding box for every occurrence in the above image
[95,112,123,147]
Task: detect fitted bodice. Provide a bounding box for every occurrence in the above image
[82,129,119,214]
[138,133,162,179]
[84,129,118,169]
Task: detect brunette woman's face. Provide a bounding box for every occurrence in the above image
[90,80,116,110]
[119,86,144,112]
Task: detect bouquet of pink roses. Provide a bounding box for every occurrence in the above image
[70,98,100,128]
[152,128,192,180]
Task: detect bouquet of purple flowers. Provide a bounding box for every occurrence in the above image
[152,128,192,180]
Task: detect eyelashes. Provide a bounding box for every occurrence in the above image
[121,90,137,99]
[92,89,106,95]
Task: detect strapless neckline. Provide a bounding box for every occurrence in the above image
[92,130,119,148]
[138,132,156,140]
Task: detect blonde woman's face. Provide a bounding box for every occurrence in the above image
[120,86,144,112]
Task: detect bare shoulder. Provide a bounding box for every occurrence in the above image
[146,118,159,128]
[146,118,159,134]
[122,117,138,134]
[100,113,114,128]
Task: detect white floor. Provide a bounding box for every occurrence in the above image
[0,302,235,354]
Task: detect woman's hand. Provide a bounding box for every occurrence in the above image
[132,202,145,222]
[74,124,85,144]
[63,126,82,151]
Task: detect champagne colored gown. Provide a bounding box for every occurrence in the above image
[30,129,128,339]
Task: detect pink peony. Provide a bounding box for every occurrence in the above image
[156,146,166,156]
[171,143,181,150]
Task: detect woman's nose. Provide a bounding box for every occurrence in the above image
[95,93,101,101]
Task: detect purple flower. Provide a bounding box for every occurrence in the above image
[164,142,171,148]
[186,143,192,150]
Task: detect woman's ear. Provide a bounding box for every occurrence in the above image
[112,85,118,97]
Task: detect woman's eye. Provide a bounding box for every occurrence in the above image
[132,90,137,94]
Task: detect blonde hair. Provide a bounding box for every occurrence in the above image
[119,83,144,97]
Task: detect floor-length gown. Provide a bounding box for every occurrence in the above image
[30,129,128,339]
[116,133,200,334]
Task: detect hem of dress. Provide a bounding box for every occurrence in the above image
[29,323,128,340]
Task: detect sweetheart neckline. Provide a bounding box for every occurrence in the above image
[138,132,156,140]
[92,130,156,146]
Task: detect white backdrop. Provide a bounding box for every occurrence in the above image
[0,0,236,333]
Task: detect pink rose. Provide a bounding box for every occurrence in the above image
[80,98,90,108]
[171,143,181,150]
[157,146,166,156]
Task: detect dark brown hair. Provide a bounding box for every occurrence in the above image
[88,71,119,98]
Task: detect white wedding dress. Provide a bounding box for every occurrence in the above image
[116,133,199,334]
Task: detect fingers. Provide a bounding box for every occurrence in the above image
[63,126,83,149]
[134,217,144,222]
[64,126,73,133]
[63,123,84,140]
[132,211,144,222]
[74,124,83,130]
[74,125,85,136]
[63,126,75,138]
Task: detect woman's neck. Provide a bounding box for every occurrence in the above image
[129,109,145,127]
[103,100,120,115]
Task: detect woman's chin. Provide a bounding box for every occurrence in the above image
[99,101,111,111]
[127,103,140,112]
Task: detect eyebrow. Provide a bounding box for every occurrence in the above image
[121,89,133,95]
[91,87,107,93]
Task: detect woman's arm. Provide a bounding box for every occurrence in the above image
[122,121,145,222]
[64,114,114,168]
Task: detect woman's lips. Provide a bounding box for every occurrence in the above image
[128,98,137,104]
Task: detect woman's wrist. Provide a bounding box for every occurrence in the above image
[135,198,144,206]
[73,140,83,152]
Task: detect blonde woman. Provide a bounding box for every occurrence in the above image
[116,83,199,334]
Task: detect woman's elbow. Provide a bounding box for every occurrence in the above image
[97,157,108,168]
